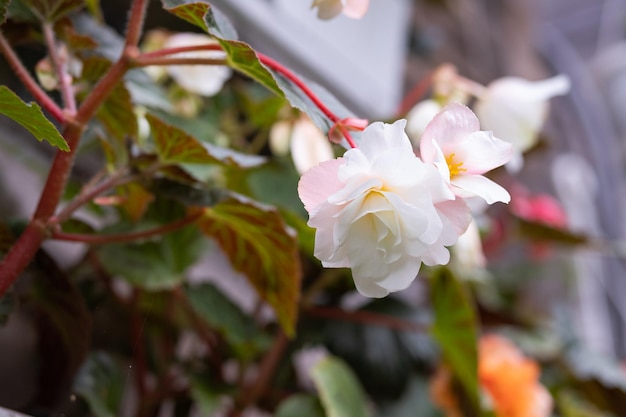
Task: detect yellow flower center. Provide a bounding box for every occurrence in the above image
[446,153,466,177]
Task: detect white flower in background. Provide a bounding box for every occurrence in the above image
[163,33,232,97]
[270,116,335,174]
[450,218,488,280]
[474,75,570,172]
[298,120,469,297]
[311,0,369,20]
[405,99,443,146]
[420,102,512,204]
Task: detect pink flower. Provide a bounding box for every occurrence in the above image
[298,120,469,297]
[420,103,512,204]
[311,0,369,20]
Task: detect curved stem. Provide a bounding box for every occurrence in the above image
[42,22,77,114]
[305,306,429,333]
[132,56,227,67]
[0,32,65,122]
[51,210,203,245]
[140,44,224,59]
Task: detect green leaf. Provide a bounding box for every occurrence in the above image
[276,394,325,417]
[0,0,9,24]
[189,376,225,416]
[430,268,480,411]
[97,82,138,140]
[147,113,265,169]
[197,195,301,336]
[161,1,355,134]
[310,356,370,417]
[185,283,268,358]
[23,0,83,21]
[73,352,124,417]
[0,86,69,151]
[558,390,614,417]
[517,219,587,246]
[97,225,203,290]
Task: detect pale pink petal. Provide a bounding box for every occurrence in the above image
[298,158,344,213]
[454,131,512,174]
[342,0,370,18]
[420,102,480,163]
[436,198,471,239]
[452,175,511,204]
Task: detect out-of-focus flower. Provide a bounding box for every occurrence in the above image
[311,0,369,20]
[479,335,553,417]
[474,75,570,172]
[298,120,467,297]
[420,102,512,204]
[163,33,231,97]
[431,335,552,417]
[270,116,335,174]
[510,185,567,228]
[450,218,488,280]
[405,99,443,146]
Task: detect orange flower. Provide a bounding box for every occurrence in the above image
[479,335,552,417]
[431,335,552,417]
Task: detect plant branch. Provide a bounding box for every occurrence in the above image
[42,22,77,114]
[238,331,289,409]
[51,210,204,245]
[132,56,227,68]
[124,0,149,49]
[49,168,132,225]
[0,32,65,122]
[305,306,429,333]
[140,44,224,58]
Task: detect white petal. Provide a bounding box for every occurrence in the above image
[298,158,344,214]
[359,120,413,162]
[374,258,421,293]
[452,175,511,204]
[420,102,480,163]
[454,131,512,174]
[290,118,335,174]
[406,99,443,145]
[342,0,369,18]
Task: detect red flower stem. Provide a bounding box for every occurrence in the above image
[51,210,203,245]
[0,32,65,122]
[395,71,433,117]
[42,22,77,114]
[140,44,224,59]
[0,0,149,296]
[132,56,227,67]
[305,306,429,333]
[257,53,358,148]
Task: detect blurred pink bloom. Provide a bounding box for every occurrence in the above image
[298,120,469,297]
[311,0,370,20]
[510,186,567,228]
[420,102,512,204]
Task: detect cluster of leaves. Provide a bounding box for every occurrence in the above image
[1,1,626,417]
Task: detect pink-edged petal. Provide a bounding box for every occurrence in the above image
[454,131,512,174]
[420,102,480,163]
[452,175,511,204]
[298,158,344,213]
[343,0,370,18]
[436,198,472,239]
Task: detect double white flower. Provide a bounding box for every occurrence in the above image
[298,103,510,297]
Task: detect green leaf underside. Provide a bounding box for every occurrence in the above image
[310,356,370,417]
[430,268,480,411]
[161,1,354,133]
[185,283,267,357]
[0,0,9,24]
[0,85,69,150]
[73,352,124,417]
[197,196,301,336]
[23,0,84,21]
[276,394,325,417]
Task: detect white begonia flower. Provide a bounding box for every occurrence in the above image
[311,0,369,20]
[420,102,512,204]
[450,218,488,280]
[298,120,470,298]
[474,75,570,171]
[163,33,232,97]
[405,99,443,146]
[290,117,335,174]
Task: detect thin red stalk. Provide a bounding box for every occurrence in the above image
[42,22,77,114]
[140,44,224,59]
[0,223,47,295]
[124,0,149,48]
[0,32,65,122]
[395,72,433,117]
[51,211,203,245]
[257,53,358,148]
[306,306,429,333]
[132,56,227,67]
[238,331,288,409]
[49,168,131,225]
